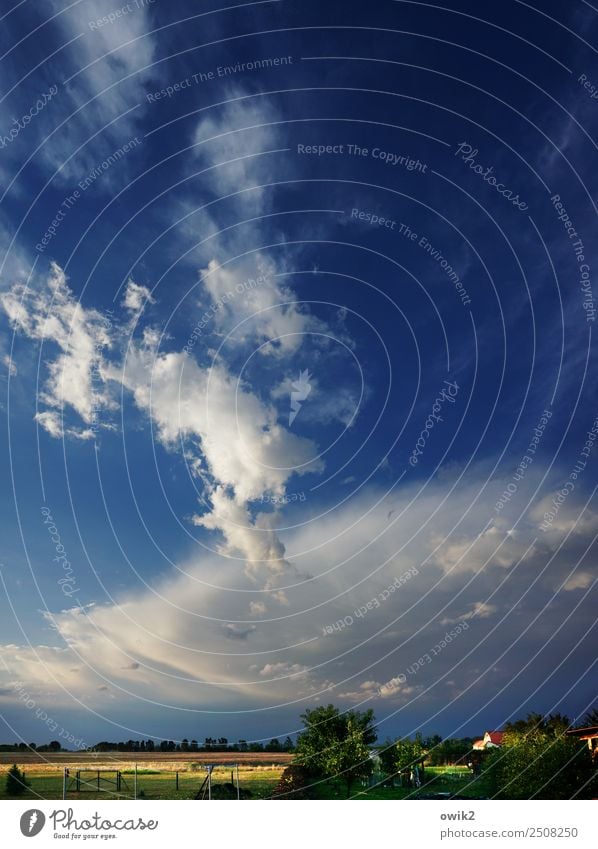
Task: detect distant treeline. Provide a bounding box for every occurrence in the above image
[416,735,475,765]
[0,736,295,753]
[0,735,471,759]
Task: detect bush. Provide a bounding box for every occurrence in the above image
[6,764,29,796]
[271,765,314,799]
[209,782,252,799]
[486,734,597,799]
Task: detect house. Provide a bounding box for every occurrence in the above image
[473,731,503,750]
[565,726,598,761]
[482,731,504,748]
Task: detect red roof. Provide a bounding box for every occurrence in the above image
[485,731,504,745]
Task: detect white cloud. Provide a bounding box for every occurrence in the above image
[2,354,16,376]
[122,279,155,314]
[429,524,537,575]
[193,94,281,214]
[193,488,292,589]
[37,0,155,184]
[199,257,319,357]
[0,467,596,714]
[1,262,116,438]
[530,497,598,537]
[440,602,497,626]
[113,340,322,501]
[563,572,594,591]
[33,410,64,439]
[109,335,323,587]
[258,662,309,679]
[378,675,413,699]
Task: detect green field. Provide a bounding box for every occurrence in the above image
[0,763,284,800]
[0,762,490,800]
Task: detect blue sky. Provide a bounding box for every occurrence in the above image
[0,0,596,746]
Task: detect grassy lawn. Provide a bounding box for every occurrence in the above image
[311,765,492,800]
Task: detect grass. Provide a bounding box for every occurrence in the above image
[0,761,492,801]
[310,765,492,800]
[0,763,284,800]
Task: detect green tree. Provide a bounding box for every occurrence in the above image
[503,712,569,738]
[486,715,597,799]
[6,764,29,796]
[378,739,399,777]
[295,704,377,795]
[428,737,473,766]
[380,736,425,782]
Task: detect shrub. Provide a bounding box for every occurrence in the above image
[209,782,252,799]
[486,733,598,799]
[6,764,29,796]
[271,765,314,799]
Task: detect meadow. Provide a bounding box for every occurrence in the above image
[0,757,489,800]
[0,759,285,800]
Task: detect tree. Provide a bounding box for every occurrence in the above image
[6,764,29,796]
[503,713,569,738]
[282,736,295,752]
[326,716,374,795]
[486,715,597,799]
[378,739,399,777]
[582,707,598,727]
[265,738,282,752]
[380,736,425,784]
[427,737,472,766]
[295,704,377,795]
